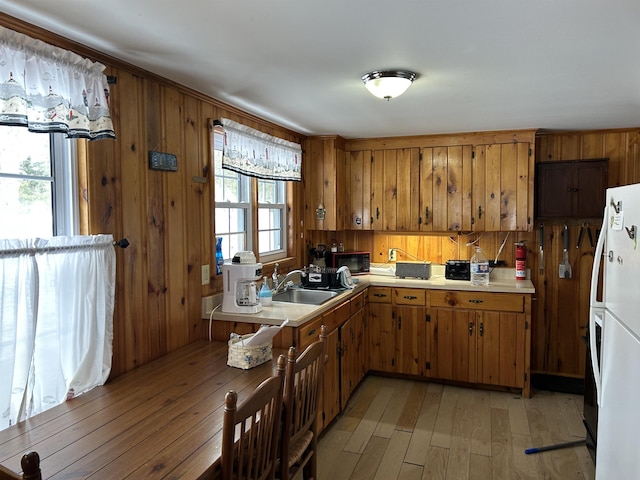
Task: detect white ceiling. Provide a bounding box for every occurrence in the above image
[1,0,639,139]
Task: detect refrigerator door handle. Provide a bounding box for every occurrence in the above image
[589,205,608,406]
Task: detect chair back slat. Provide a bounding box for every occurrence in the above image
[280,325,327,480]
[221,355,286,480]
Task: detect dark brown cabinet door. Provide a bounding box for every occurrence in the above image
[536,159,608,219]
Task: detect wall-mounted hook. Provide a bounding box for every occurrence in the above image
[611,198,622,214]
[625,225,636,240]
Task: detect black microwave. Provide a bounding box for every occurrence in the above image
[328,251,370,274]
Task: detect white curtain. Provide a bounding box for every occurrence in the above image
[0,235,115,430]
[0,26,116,140]
[221,118,302,181]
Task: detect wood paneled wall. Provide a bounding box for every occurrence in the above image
[532,129,640,378]
[0,14,305,379]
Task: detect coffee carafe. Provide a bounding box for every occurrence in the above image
[221,251,263,314]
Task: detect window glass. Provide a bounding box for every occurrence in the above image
[0,127,76,239]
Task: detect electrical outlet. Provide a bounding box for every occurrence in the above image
[201,295,215,318]
[388,248,396,261]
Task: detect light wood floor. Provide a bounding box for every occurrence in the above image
[317,375,595,480]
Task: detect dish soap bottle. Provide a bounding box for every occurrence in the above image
[259,277,272,306]
[470,246,490,286]
[215,237,224,275]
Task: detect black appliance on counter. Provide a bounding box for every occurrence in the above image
[445,260,471,281]
[583,320,601,463]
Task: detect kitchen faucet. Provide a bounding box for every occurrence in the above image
[272,268,307,294]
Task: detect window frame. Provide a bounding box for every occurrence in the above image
[212,134,289,264]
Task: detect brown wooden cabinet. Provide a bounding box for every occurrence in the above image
[429,290,531,396]
[535,158,608,219]
[420,145,473,232]
[303,135,346,231]
[369,148,421,231]
[339,291,367,408]
[368,287,428,376]
[472,142,533,231]
[345,150,372,230]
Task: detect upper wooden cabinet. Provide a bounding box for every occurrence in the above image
[535,158,608,220]
[420,145,473,232]
[473,142,533,231]
[303,136,346,231]
[337,130,537,233]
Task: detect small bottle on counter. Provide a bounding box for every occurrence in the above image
[338,242,344,252]
[470,247,490,286]
[259,277,272,306]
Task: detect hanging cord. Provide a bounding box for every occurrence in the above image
[209,303,222,342]
[465,233,483,247]
[495,232,510,263]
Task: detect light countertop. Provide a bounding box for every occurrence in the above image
[206,267,534,328]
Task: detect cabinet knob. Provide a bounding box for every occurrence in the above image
[469,322,474,336]
[403,295,418,300]
[468,299,483,304]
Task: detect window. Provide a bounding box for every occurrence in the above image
[213,144,287,262]
[0,127,78,238]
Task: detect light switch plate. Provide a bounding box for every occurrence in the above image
[201,264,210,285]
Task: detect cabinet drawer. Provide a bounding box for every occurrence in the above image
[393,288,426,306]
[297,316,324,349]
[333,301,351,329]
[430,290,525,312]
[368,287,392,303]
[350,291,365,314]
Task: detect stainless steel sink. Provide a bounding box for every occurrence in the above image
[272,289,339,305]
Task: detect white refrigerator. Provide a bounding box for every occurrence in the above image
[589,183,640,478]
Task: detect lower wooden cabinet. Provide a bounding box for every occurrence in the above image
[368,287,428,376]
[429,290,531,396]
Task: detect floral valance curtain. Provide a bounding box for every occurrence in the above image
[221,118,301,181]
[0,26,116,140]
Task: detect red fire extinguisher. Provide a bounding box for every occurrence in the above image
[515,241,526,281]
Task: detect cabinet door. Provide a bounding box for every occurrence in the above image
[370,150,384,229]
[431,307,476,383]
[346,150,372,230]
[477,311,526,388]
[473,142,532,231]
[321,326,340,430]
[368,302,395,372]
[420,145,472,232]
[396,305,426,375]
[396,147,421,231]
[303,136,346,231]
[340,311,365,409]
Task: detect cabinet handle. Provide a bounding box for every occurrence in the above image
[307,329,316,337]
[469,322,474,336]
[480,322,484,337]
[376,207,380,219]
[403,295,418,300]
[567,187,579,192]
[373,293,388,298]
[398,317,402,330]
[425,207,429,220]
[478,206,482,219]
[468,299,484,304]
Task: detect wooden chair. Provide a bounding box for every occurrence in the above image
[0,452,41,480]
[279,325,327,480]
[221,354,286,480]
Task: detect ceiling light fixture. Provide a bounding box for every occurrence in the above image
[361,70,417,100]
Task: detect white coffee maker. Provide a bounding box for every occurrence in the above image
[221,251,263,314]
